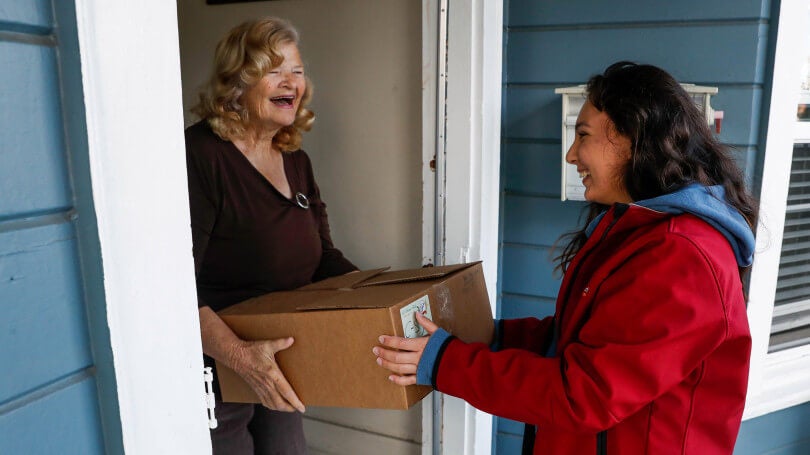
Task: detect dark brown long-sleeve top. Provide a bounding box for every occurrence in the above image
[185,120,357,313]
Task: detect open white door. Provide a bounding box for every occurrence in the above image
[424,1,503,454]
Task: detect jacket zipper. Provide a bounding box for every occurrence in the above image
[525,205,627,454]
[590,210,625,455]
[555,204,627,342]
[597,430,607,455]
[521,423,535,455]
[558,206,624,455]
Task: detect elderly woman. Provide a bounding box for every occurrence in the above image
[185,17,356,454]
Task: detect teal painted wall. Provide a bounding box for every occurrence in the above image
[497,0,810,453]
[0,1,121,453]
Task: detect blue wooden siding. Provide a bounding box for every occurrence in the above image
[0,0,52,34]
[1,223,93,403]
[0,41,72,215]
[0,1,119,453]
[497,0,810,453]
[735,402,810,454]
[0,377,105,454]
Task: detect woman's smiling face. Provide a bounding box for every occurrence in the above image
[242,41,306,133]
[565,101,633,205]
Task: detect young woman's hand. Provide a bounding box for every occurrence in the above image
[373,312,439,386]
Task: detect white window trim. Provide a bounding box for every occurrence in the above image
[745,0,810,420]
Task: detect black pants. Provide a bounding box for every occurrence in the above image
[212,402,307,455]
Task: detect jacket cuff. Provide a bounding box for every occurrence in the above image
[416,328,454,386]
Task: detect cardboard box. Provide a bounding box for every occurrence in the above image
[215,262,494,409]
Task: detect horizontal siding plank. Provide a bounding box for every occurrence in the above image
[0,222,93,404]
[734,401,810,454]
[503,194,584,246]
[752,440,810,455]
[0,0,52,32]
[712,87,764,146]
[507,0,769,28]
[751,439,810,455]
[503,86,562,140]
[0,41,71,219]
[0,377,103,454]
[507,24,767,85]
[500,294,555,320]
[497,417,526,437]
[496,432,523,454]
[504,86,762,148]
[501,244,560,299]
[502,143,563,196]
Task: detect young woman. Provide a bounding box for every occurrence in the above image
[373,62,756,454]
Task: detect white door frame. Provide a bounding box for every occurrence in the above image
[423,1,503,454]
[74,0,211,453]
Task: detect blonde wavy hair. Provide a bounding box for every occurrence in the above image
[192,17,315,152]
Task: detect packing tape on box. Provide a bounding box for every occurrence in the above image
[436,284,454,320]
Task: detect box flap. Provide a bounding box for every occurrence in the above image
[355,262,479,287]
[294,283,430,311]
[297,267,390,291]
[295,299,389,311]
[218,290,341,316]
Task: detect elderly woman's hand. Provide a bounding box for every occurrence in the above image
[231,338,305,413]
[373,312,439,386]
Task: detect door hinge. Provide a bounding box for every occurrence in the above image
[204,367,218,429]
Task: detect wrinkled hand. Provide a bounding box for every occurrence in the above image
[232,338,305,413]
[373,312,439,386]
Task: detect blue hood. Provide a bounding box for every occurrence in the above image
[586,184,755,267]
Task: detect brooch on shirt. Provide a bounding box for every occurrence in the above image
[295,192,310,210]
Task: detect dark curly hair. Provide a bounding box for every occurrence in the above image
[556,61,758,277]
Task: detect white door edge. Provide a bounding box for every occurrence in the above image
[73,0,211,452]
[424,0,503,454]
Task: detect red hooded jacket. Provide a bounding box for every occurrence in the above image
[431,203,751,454]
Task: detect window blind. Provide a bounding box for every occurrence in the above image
[770,142,810,352]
